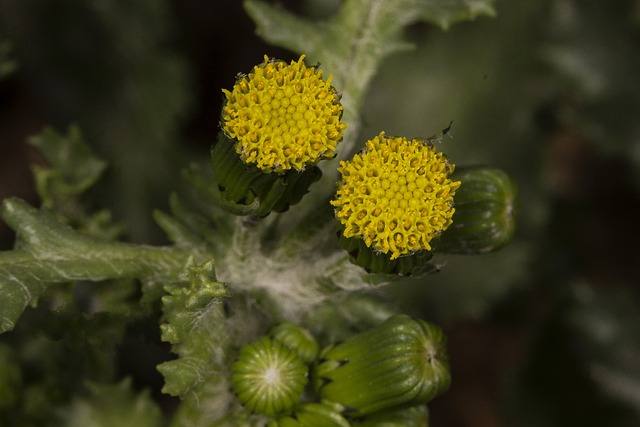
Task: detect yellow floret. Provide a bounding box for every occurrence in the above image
[331,132,461,260]
[221,55,347,173]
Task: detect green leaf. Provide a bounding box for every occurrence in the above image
[152,163,234,259]
[158,260,229,395]
[434,167,518,254]
[30,125,108,201]
[59,379,163,427]
[153,193,218,259]
[0,198,191,333]
[157,259,240,425]
[27,125,125,240]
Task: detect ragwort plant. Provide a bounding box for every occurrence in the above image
[0,1,516,426]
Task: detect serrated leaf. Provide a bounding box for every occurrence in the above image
[0,198,191,333]
[157,259,230,396]
[27,125,126,240]
[151,162,238,259]
[29,128,105,221]
[153,195,214,259]
[157,259,248,426]
[59,379,163,427]
[29,125,108,198]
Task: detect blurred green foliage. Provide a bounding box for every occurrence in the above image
[0,0,192,243]
[1,0,639,426]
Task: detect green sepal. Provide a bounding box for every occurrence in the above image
[270,322,320,365]
[338,233,437,276]
[357,405,429,427]
[268,402,350,427]
[433,166,517,254]
[211,132,322,217]
[211,133,264,203]
[313,314,450,417]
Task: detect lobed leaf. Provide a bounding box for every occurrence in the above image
[0,198,191,333]
[156,260,261,426]
[29,125,108,201]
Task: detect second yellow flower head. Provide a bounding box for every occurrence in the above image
[332,132,461,260]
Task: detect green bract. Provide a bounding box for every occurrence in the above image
[211,133,323,217]
[231,336,308,417]
[313,314,451,417]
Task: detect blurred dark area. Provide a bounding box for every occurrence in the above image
[1,0,639,426]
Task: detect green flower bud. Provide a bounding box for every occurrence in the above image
[270,321,320,365]
[313,314,450,417]
[267,402,351,427]
[433,166,517,254]
[231,336,309,417]
[357,405,429,427]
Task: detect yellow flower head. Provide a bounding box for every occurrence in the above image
[332,132,461,260]
[221,55,346,173]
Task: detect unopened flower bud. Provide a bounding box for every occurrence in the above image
[231,336,308,417]
[313,314,450,417]
[432,166,517,254]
